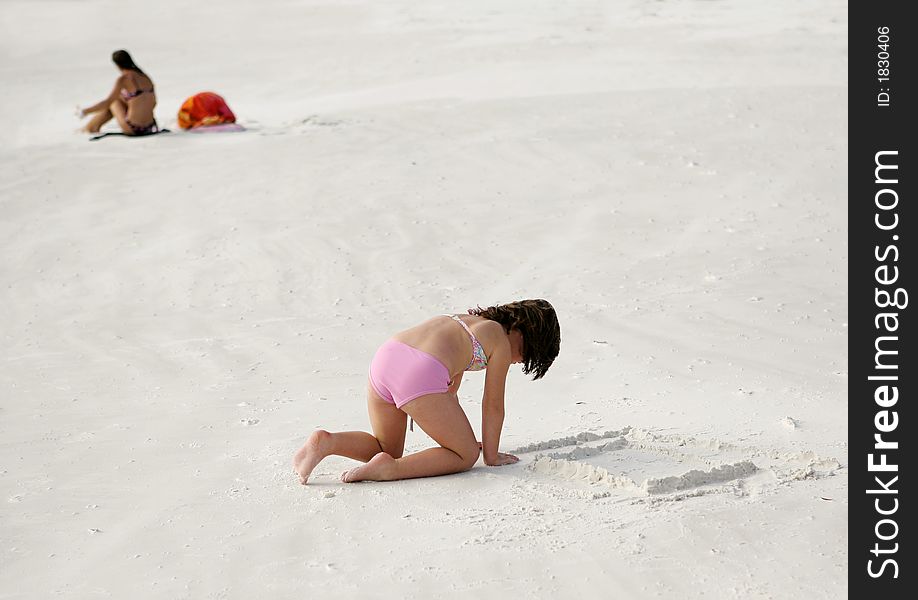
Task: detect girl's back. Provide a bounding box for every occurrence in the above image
[392,314,497,380]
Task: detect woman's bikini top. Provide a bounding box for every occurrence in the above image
[443,314,488,371]
[120,87,154,100]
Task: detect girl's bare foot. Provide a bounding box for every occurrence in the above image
[293,429,332,484]
[340,452,398,483]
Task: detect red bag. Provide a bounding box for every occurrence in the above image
[177,92,236,129]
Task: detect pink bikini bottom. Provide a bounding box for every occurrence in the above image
[368,339,451,409]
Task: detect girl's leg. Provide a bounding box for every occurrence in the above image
[293,381,407,484]
[341,391,479,483]
[84,107,113,133]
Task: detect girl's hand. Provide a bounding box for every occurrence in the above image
[484,452,519,466]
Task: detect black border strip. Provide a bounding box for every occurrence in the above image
[850,2,914,594]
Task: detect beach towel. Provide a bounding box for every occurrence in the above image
[89,128,170,141]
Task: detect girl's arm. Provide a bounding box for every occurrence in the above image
[448,371,463,395]
[81,77,123,116]
[480,338,518,466]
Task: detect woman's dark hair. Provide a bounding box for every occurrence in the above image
[469,299,560,380]
[112,50,145,75]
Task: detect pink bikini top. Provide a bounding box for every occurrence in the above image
[443,314,488,371]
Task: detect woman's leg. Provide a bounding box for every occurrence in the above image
[109,99,131,134]
[293,381,408,484]
[341,391,480,483]
[84,107,113,133]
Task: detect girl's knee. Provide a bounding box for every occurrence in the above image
[381,444,404,459]
[456,444,480,471]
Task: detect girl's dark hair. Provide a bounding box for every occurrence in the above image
[112,50,145,75]
[469,299,560,380]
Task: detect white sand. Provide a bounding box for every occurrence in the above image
[0,0,847,597]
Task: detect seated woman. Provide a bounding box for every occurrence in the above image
[80,50,158,135]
